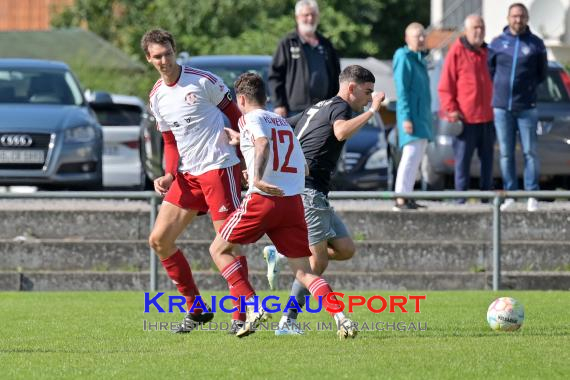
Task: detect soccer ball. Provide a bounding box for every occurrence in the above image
[487,297,524,331]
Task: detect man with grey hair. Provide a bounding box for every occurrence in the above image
[438,14,494,202]
[392,22,433,210]
[268,0,340,118]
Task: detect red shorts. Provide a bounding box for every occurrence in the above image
[219,193,311,258]
[164,165,241,221]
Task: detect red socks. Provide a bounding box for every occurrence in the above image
[222,256,255,302]
[160,249,201,312]
[308,277,339,317]
[229,256,248,321]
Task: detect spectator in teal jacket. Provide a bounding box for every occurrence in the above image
[392,22,433,211]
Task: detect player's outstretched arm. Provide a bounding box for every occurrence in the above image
[253,136,284,196]
[333,91,385,141]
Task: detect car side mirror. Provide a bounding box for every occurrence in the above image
[86,91,114,105]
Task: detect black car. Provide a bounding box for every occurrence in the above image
[141,55,389,190]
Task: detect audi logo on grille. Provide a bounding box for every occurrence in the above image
[0,134,33,147]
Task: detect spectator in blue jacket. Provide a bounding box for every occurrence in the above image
[392,22,433,211]
[488,3,547,212]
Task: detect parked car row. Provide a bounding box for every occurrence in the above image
[0,56,389,191]
[387,61,570,190]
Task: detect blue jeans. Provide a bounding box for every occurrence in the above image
[493,108,540,191]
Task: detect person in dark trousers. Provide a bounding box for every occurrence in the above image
[488,3,547,212]
[268,0,341,117]
[438,15,494,202]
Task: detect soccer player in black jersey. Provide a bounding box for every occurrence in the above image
[265,65,385,335]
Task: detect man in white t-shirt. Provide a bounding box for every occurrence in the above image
[208,73,358,340]
[141,29,247,334]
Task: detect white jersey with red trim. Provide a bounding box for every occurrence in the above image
[239,109,305,196]
[148,65,239,175]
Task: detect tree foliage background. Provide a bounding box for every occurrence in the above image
[52,0,430,97]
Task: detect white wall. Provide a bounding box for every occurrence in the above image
[482,0,570,43]
[431,0,445,27]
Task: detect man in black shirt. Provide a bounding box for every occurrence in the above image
[268,65,385,335]
[268,0,341,117]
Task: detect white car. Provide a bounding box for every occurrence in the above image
[89,92,151,189]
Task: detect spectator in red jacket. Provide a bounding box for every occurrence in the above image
[438,14,494,202]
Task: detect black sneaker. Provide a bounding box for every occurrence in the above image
[228,320,245,335]
[172,304,214,334]
[392,202,416,211]
[408,200,426,209]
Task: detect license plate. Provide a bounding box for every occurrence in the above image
[0,149,45,164]
[104,146,120,156]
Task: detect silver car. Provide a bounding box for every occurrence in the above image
[89,92,152,189]
[0,59,103,189]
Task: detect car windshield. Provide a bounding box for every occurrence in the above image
[91,103,142,126]
[537,69,570,103]
[0,68,84,105]
[187,62,270,97]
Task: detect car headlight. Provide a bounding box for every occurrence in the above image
[65,126,96,143]
[364,148,388,170]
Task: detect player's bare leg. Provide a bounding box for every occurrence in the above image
[213,219,242,257]
[209,234,266,338]
[148,202,213,333]
[286,257,357,339]
[327,236,355,261]
[149,201,197,259]
[276,236,354,334]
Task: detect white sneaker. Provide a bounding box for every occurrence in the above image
[337,317,358,339]
[235,304,271,338]
[275,317,304,336]
[500,198,516,211]
[263,245,283,290]
[527,197,538,212]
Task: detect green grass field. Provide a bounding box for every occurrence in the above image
[0,290,568,379]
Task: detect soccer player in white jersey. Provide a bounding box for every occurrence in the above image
[141,29,248,334]
[208,73,358,339]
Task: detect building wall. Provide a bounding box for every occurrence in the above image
[0,0,73,31]
[433,0,570,63]
[433,0,570,43]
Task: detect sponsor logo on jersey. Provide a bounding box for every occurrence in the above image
[185,92,197,105]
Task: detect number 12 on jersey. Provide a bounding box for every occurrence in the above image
[271,128,297,173]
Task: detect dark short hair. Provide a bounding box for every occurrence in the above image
[339,65,375,84]
[234,73,267,105]
[508,3,528,17]
[140,29,176,55]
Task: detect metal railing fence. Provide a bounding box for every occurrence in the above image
[1,189,569,291]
